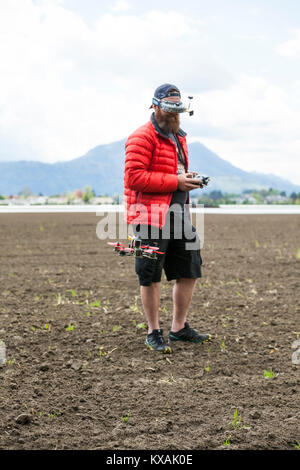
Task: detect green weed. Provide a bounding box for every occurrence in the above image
[66,289,77,297]
[65,324,75,332]
[112,325,122,332]
[132,320,147,329]
[264,368,274,379]
[121,412,130,423]
[232,408,245,430]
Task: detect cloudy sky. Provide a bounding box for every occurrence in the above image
[1,0,300,184]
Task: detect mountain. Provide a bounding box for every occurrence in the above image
[0,139,299,196]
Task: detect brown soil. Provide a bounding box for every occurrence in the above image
[0,213,299,450]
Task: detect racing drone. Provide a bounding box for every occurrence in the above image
[107,235,164,259]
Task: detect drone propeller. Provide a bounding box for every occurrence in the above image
[141,244,160,250]
[107,242,128,248]
[143,248,165,255]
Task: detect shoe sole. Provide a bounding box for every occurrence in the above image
[145,342,173,354]
[168,334,212,344]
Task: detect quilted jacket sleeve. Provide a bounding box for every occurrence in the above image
[124,133,178,193]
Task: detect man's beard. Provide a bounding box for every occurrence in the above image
[155,108,181,134]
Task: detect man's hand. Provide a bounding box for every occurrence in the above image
[177,173,203,191]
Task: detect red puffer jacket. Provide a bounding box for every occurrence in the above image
[124,114,189,228]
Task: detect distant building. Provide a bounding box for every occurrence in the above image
[236,195,257,204]
[90,197,115,204]
[265,195,289,204]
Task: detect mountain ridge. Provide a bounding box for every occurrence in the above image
[0,139,299,195]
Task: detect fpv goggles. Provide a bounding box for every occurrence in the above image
[151,93,194,116]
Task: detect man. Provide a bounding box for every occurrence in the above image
[124,83,211,353]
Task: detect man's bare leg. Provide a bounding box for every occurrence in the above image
[140,282,161,334]
[171,277,197,332]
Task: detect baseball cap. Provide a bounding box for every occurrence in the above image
[150,83,181,108]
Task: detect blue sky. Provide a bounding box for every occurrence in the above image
[1,0,300,184]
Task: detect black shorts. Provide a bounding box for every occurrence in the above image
[133,213,202,286]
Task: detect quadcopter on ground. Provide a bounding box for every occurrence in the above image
[108,235,164,259]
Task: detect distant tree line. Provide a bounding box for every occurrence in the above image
[196,187,300,206]
[1,186,300,206]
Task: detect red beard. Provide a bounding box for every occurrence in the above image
[154,108,181,134]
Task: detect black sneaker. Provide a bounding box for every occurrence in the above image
[168,322,212,344]
[145,329,172,353]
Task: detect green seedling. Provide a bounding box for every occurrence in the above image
[204,365,210,373]
[232,408,244,429]
[164,374,175,384]
[225,436,231,447]
[293,442,300,449]
[130,304,139,312]
[132,320,147,329]
[112,325,122,332]
[100,329,105,334]
[35,296,40,302]
[220,340,226,352]
[236,291,243,297]
[66,289,77,297]
[264,368,274,379]
[99,346,107,357]
[65,324,75,331]
[121,412,130,423]
[160,306,167,313]
[40,226,44,231]
[90,300,101,307]
[255,240,260,247]
[7,358,17,366]
[44,324,50,330]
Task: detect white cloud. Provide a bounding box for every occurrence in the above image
[185,75,300,185]
[0,1,231,163]
[110,1,132,13]
[0,1,299,186]
[276,29,300,57]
